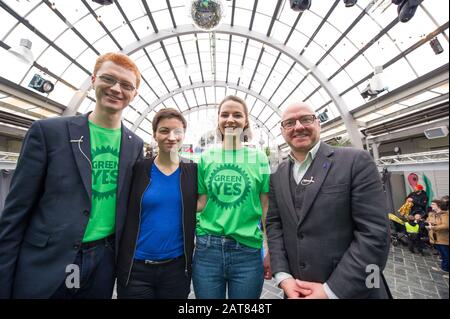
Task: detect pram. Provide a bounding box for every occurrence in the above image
[388,213,408,246]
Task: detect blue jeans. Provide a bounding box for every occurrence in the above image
[435,244,449,272]
[192,235,264,299]
[50,236,115,299]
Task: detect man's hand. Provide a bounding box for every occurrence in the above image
[295,280,329,299]
[263,253,272,279]
[279,278,312,299]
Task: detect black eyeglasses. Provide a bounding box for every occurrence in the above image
[97,74,136,91]
[281,115,316,129]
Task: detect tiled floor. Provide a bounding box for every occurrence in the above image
[113,244,448,299]
[187,244,449,299]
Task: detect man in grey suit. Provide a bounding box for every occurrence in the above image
[266,102,391,299]
[0,52,143,299]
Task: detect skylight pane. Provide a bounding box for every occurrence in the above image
[37,47,72,76]
[27,5,68,42]
[405,34,449,77]
[54,30,93,60]
[61,64,89,89]
[153,10,175,30]
[75,15,108,46]
[48,81,76,106]
[2,0,41,17]
[0,10,18,40]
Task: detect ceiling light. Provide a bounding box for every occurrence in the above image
[189,0,226,31]
[424,126,449,139]
[395,0,421,23]
[361,66,387,100]
[8,38,34,65]
[28,74,55,94]
[343,0,357,7]
[92,0,114,5]
[430,37,444,55]
[317,109,329,123]
[289,0,311,12]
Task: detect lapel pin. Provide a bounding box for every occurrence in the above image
[300,176,315,186]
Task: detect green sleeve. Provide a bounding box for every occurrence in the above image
[259,150,270,193]
[198,153,207,194]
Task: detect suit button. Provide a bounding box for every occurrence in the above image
[83,210,90,216]
[299,263,306,269]
[299,233,304,240]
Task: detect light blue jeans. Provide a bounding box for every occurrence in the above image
[192,234,264,299]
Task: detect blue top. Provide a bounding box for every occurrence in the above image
[134,163,184,261]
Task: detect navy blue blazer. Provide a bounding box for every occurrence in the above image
[0,113,143,298]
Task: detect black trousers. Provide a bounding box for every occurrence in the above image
[407,233,423,253]
[117,256,191,299]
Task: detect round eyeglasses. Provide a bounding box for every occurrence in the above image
[281,115,316,129]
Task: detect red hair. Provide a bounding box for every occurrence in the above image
[93,52,141,89]
[416,184,424,190]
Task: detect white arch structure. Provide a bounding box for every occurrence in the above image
[66,24,363,148]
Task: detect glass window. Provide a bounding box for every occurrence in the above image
[0,10,22,40]
[27,5,69,42]
[36,47,72,77]
[48,81,77,106]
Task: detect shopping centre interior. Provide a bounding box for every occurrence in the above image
[0,0,448,299]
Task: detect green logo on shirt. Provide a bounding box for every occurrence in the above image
[208,163,251,209]
[91,146,119,200]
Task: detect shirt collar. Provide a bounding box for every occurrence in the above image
[288,141,321,165]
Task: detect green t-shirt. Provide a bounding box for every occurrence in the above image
[83,121,121,242]
[197,147,270,248]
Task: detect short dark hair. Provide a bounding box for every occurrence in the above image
[152,108,187,135]
[431,199,442,207]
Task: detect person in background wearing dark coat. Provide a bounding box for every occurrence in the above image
[406,184,428,218]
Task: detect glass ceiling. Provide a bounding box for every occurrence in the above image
[0,0,448,149]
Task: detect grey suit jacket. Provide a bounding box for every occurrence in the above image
[266,142,391,299]
[0,113,143,298]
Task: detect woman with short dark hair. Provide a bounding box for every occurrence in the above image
[117,108,197,299]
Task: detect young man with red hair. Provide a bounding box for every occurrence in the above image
[0,52,143,299]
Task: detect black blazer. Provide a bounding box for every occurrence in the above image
[0,113,143,299]
[117,157,198,288]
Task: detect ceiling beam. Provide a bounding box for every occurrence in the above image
[69,24,362,148]
[182,104,276,141]
[131,80,281,134]
[321,64,449,136]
